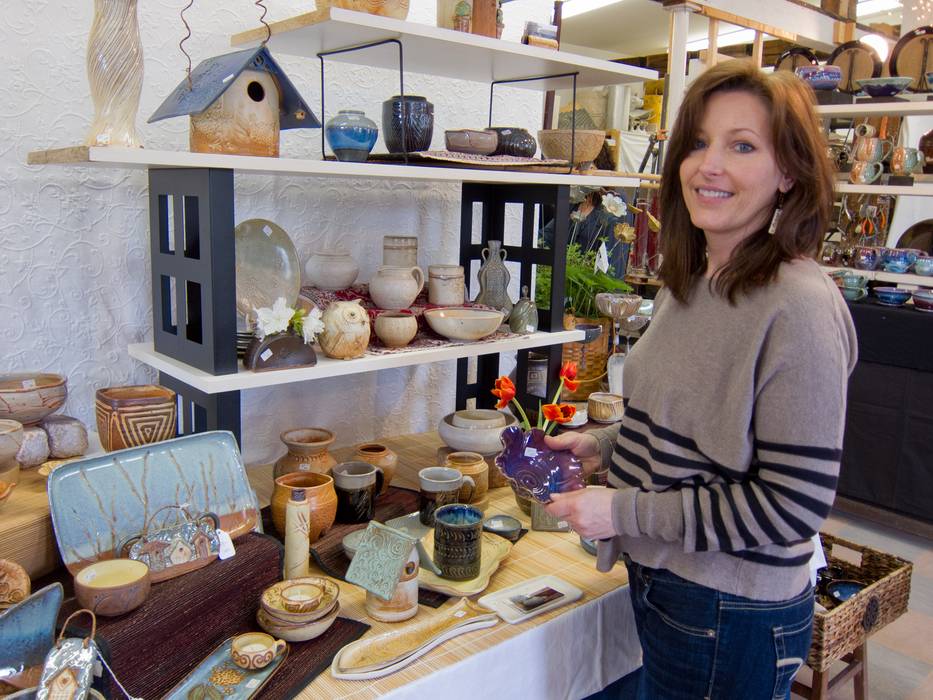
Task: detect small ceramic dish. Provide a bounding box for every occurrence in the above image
[74,559,151,617]
[826,579,866,604]
[563,407,588,428]
[856,76,913,97]
[873,286,912,307]
[445,129,498,156]
[261,576,339,624]
[574,323,603,344]
[438,411,518,454]
[482,514,522,542]
[257,599,340,643]
[914,256,933,276]
[912,289,933,312]
[451,409,508,429]
[424,307,505,341]
[279,581,324,613]
[342,528,367,560]
[0,374,67,426]
[587,392,625,423]
[840,286,867,302]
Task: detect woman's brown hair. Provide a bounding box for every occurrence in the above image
[658,60,834,303]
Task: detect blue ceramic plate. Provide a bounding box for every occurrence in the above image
[163,637,288,700]
[48,432,260,575]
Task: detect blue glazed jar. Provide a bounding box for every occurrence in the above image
[382,95,434,153]
[325,110,378,162]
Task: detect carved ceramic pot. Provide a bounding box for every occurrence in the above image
[369,266,424,311]
[272,472,337,541]
[95,385,177,452]
[382,95,434,153]
[319,300,371,359]
[444,451,488,503]
[489,127,537,158]
[354,442,397,494]
[474,240,513,320]
[274,427,338,479]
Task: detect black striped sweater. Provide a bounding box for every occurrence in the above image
[593,259,857,601]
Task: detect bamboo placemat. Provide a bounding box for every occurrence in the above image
[248,431,629,699]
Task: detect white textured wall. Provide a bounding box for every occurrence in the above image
[2,0,546,465]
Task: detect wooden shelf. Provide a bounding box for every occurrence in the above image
[834,182,933,196]
[231,8,656,89]
[27,146,646,188]
[128,329,585,394]
[817,100,933,119]
[820,265,933,287]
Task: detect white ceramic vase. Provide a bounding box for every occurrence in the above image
[319,300,371,359]
[369,266,424,310]
[305,249,360,290]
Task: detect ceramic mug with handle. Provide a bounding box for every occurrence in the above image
[853,137,894,163]
[849,160,883,185]
[891,146,923,176]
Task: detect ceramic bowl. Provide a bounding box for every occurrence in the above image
[795,64,842,90]
[852,246,881,271]
[280,581,324,613]
[838,272,868,288]
[538,129,605,164]
[445,129,498,156]
[826,579,866,604]
[451,409,507,429]
[874,286,912,306]
[424,307,505,341]
[880,248,914,273]
[342,528,366,560]
[840,286,867,302]
[856,77,913,97]
[587,392,625,423]
[261,576,339,624]
[74,559,151,617]
[438,411,518,454]
[0,419,24,468]
[0,374,67,426]
[257,599,340,643]
[482,514,522,542]
[914,256,933,276]
[912,289,933,312]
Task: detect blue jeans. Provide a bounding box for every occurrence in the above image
[626,559,814,700]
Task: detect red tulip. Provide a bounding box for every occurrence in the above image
[559,361,579,392]
[542,403,576,424]
[491,376,516,409]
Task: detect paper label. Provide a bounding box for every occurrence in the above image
[21,379,36,389]
[218,529,236,560]
[453,610,466,618]
[524,447,538,458]
[222,73,235,83]
[260,348,273,362]
[246,679,261,689]
[263,225,273,237]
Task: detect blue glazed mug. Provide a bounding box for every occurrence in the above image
[325,110,378,163]
[433,503,483,581]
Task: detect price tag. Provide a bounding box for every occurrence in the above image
[453,610,466,618]
[260,349,273,362]
[263,225,273,237]
[246,679,261,689]
[524,447,538,458]
[93,660,103,677]
[217,530,236,560]
[222,73,235,84]
[21,379,36,389]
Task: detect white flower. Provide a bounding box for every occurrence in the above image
[301,306,325,345]
[254,297,294,339]
[602,193,625,218]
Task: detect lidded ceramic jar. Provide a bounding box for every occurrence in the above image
[320,300,371,359]
[369,266,424,310]
[428,265,465,306]
[353,442,398,493]
[305,249,359,291]
[274,427,338,479]
[325,110,378,163]
[383,235,418,267]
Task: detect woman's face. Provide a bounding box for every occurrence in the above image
[679,90,792,247]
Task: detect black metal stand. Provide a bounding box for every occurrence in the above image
[455,183,570,412]
[159,373,241,444]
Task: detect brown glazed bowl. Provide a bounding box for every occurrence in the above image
[95,385,177,452]
[74,559,151,616]
[0,374,67,426]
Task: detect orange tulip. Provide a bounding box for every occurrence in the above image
[559,361,579,392]
[491,376,516,409]
[542,403,576,424]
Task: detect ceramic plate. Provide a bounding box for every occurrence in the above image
[261,577,339,623]
[234,218,301,320]
[330,598,498,679]
[478,574,582,624]
[418,530,512,596]
[163,636,288,700]
[47,432,260,575]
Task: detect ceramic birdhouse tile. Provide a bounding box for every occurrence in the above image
[346,522,426,601]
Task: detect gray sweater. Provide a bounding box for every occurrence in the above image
[594,259,857,601]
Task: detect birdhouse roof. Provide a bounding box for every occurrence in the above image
[148,46,320,129]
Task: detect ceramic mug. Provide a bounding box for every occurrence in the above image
[418,466,475,526]
[231,632,286,670]
[853,137,893,163]
[854,123,876,139]
[333,461,384,523]
[891,146,923,176]
[849,160,883,185]
[433,503,483,581]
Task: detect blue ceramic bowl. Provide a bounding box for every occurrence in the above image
[482,514,522,542]
[914,256,933,276]
[795,64,842,91]
[874,286,912,306]
[826,579,866,604]
[853,246,880,271]
[325,110,378,163]
[913,289,933,312]
[856,77,914,97]
[841,286,867,302]
[881,248,914,273]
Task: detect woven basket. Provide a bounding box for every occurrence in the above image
[808,533,912,672]
[561,315,612,401]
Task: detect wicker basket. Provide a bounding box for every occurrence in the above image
[808,533,912,672]
[561,314,612,401]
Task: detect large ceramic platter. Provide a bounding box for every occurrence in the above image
[163,636,288,700]
[330,598,498,680]
[48,431,260,575]
[234,218,301,320]
[418,530,512,596]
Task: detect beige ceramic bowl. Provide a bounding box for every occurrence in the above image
[261,576,339,624]
[257,600,341,643]
[438,411,518,454]
[280,581,324,613]
[374,312,418,348]
[74,559,151,617]
[450,409,507,430]
[0,374,67,426]
[424,307,504,341]
[538,129,605,164]
[342,528,366,560]
[587,392,625,423]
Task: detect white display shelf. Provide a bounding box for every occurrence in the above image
[817,100,933,118]
[129,329,585,394]
[834,182,933,196]
[231,8,656,89]
[26,146,645,187]
[820,265,933,287]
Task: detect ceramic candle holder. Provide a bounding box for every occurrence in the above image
[231,632,286,670]
[74,559,151,617]
[280,581,324,613]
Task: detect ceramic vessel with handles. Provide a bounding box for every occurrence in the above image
[853,137,893,163]
[849,161,883,185]
[369,266,424,310]
[320,300,371,359]
[891,146,923,176]
[474,240,513,319]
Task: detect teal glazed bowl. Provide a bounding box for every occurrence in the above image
[874,286,911,306]
[841,286,866,302]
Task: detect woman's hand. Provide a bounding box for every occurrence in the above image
[544,431,603,476]
[545,488,617,540]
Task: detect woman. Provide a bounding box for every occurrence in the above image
[545,60,857,699]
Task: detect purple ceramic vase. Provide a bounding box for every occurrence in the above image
[495,426,585,503]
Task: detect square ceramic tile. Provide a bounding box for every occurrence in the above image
[345,521,417,601]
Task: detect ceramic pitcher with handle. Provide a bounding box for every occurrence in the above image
[369,265,424,310]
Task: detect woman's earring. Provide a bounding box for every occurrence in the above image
[768,191,785,235]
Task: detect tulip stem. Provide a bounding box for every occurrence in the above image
[510,398,532,432]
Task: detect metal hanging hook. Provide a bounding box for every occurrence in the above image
[256,0,271,45]
[180,0,195,91]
